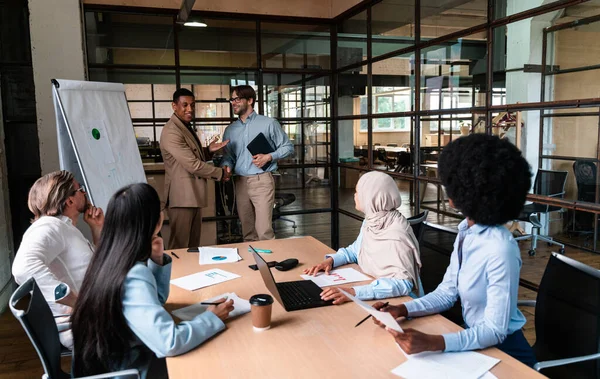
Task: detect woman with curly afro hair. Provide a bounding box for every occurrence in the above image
[372,134,537,367]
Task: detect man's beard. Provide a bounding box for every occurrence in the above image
[235,104,247,116]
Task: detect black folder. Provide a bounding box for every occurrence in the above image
[247,132,275,170]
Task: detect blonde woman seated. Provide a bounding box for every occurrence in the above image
[304,171,422,304]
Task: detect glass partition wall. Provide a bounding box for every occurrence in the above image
[84,9,333,246]
[85,1,600,253]
[334,0,600,253]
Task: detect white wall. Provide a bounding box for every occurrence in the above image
[29,0,87,174]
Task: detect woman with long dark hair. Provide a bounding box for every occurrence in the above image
[71,183,234,378]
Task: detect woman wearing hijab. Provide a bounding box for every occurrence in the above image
[304,171,422,304]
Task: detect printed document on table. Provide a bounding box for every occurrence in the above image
[172,292,251,320]
[391,349,500,379]
[339,289,403,332]
[301,268,371,287]
[170,269,241,291]
[199,247,242,265]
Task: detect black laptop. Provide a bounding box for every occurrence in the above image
[250,246,333,312]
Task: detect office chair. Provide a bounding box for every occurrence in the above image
[574,160,597,202]
[9,278,140,379]
[273,192,297,230]
[376,148,395,170]
[572,160,597,237]
[394,151,412,173]
[515,169,567,256]
[357,147,369,166]
[418,222,464,326]
[407,210,429,242]
[518,253,600,378]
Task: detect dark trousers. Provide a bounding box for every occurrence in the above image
[496,329,537,368]
[167,207,202,249]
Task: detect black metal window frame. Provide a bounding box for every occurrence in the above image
[83,0,600,253]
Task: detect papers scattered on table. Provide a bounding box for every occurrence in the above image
[170,269,241,291]
[171,292,251,320]
[342,288,500,379]
[339,289,402,332]
[199,247,242,265]
[391,350,500,379]
[301,268,371,287]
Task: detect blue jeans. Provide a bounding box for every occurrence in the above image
[496,329,537,368]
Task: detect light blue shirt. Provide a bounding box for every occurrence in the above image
[117,255,225,379]
[326,222,423,300]
[404,219,526,352]
[221,111,294,176]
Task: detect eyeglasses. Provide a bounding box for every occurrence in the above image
[76,185,86,194]
[229,97,246,103]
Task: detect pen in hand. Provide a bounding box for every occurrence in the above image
[355,301,389,328]
[171,252,180,259]
[201,300,228,305]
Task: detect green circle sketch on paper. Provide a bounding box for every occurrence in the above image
[92,128,101,140]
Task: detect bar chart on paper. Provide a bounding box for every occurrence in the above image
[170,269,241,291]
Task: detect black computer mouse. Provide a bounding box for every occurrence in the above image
[275,258,299,271]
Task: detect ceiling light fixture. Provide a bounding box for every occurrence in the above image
[176,0,206,27]
[183,18,207,27]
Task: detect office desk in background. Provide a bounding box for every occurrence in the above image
[165,237,544,379]
[356,145,409,153]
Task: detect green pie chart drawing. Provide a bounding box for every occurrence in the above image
[91,128,101,140]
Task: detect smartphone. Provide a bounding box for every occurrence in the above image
[249,261,277,271]
[187,247,199,252]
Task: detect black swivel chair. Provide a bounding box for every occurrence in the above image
[273,192,297,230]
[9,278,140,379]
[515,169,568,256]
[418,222,464,326]
[394,151,412,173]
[518,253,600,378]
[574,160,597,203]
[572,160,597,236]
[407,211,429,242]
[376,148,395,170]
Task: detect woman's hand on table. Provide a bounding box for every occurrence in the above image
[320,287,354,305]
[303,257,333,276]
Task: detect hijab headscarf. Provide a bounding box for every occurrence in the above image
[356,171,421,292]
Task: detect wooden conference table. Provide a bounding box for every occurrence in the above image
[165,236,544,379]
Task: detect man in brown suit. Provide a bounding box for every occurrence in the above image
[160,88,231,249]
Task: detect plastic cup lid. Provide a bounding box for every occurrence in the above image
[249,294,274,306]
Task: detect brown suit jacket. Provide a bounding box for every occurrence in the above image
[160,114,223,208]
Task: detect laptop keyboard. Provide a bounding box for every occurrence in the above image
[277,281,317,308]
